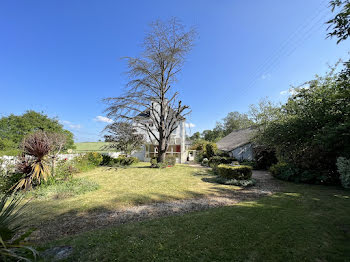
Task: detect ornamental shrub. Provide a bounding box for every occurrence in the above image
[86,152,103,166]
[208,156,236,168]
[165,155,176,166]
[150,157,167,168]
[216,164,252,180]
[337,157,350,189]
[205,143,217,158]
[269,162,323,183]
[100,154,115,166]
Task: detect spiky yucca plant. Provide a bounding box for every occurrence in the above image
[0,194,38,261]
[11,131,52,191]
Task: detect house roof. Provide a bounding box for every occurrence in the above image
[216,127,257,152]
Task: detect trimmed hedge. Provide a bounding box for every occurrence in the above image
[208,156,236,168]
[216,164,252,180]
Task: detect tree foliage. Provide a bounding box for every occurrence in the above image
[104,122,144,156]
[259,64,350,184]
[327,0,350,43]
[201,111,254,142]
[104,18,195,162]
[0,110,75,152]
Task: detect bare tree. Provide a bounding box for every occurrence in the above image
[104,18,195,162]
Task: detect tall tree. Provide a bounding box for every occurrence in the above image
[104,18,195,162]
[221,111,253,136]
[248,98,280,132]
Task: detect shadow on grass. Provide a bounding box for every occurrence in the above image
[41,187,350,262]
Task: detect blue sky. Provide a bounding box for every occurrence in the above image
[0,0,348,142]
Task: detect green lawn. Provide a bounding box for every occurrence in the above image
[74,142,111,153]
[24,163,238,227]
[45,182,350,262]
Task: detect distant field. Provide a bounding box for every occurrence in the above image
[74,142,111,153]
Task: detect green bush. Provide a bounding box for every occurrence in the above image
[208,156,236,168]
[216,164,252,180]
[101,155,139,167]
[205,143,217,158]
[115,156,139,166]
[337,157,350,189]
[55,159,78,180]
[269,162,322,184]
[101,154,114,166]
[86,152,103,166]
[150,157,167,168]
[165,155,176,166]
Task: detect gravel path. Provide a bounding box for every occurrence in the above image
[30,170,282,242]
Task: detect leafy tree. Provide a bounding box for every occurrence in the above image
[248,98,280,131]
[220,111,253,136]
[104,122,144,156]
[189,131,201,141]
[0,110,75,151]
[201,129,219,142]
[259,65,350,184]
[201,111,253,142]
[104,18,195,163]
[327,0,350,43]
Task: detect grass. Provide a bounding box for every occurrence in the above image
[74,142,111,153]
[45,182,350,261]
[23,163,237,226]
[24,178,100,200]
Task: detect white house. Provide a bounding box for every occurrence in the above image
[131,103,191,164]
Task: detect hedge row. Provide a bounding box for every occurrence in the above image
[208,156,237,167]
[216,164,252,180]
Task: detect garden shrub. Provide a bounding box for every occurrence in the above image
[205,143,217,158]
[113,156,139,166]
[150,157,167,168]
[208,156,236,168]
[165,155,176,166]
[191,140,217,162]
[55,159,78,180]
[86,152,103,166]
[269,162,322,184]
[337,157,350,189]
[216,164,252,180]
[101,154,114,166]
